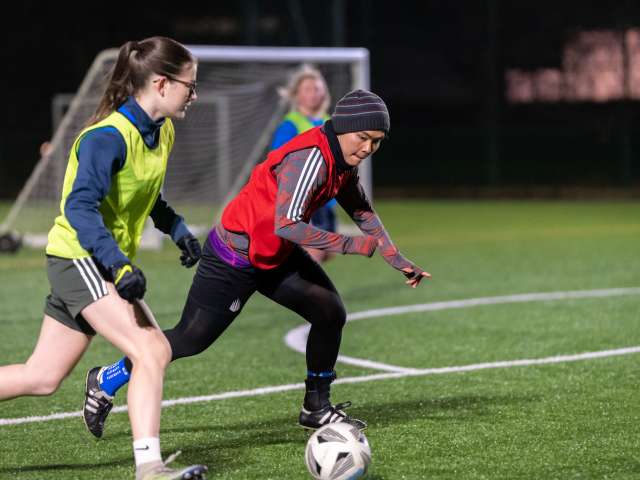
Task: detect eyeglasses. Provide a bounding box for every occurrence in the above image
[154,76,197,98]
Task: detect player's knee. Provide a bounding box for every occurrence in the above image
[166,329,208,359]
[333,302,347,330]
[129,352,166,375]
[317,299,346,331]
[31,374,63,396]
[20,362,65,395]
[164,306,223,360]
[128,336,171,372]
[156,335,172,368]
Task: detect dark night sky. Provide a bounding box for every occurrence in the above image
[2,1,639,196]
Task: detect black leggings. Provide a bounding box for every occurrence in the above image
[162,239,346,373]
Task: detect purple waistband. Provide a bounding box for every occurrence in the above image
[208,228,252,268]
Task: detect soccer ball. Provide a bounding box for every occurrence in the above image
[305,422,371,480]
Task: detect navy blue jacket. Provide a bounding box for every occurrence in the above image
[65,97,189,268]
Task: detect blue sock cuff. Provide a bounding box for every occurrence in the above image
[99,358,131,396]
[307,370,335,378]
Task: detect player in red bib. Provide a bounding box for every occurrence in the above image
[83,89,430,436]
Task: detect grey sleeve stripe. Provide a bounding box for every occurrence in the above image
[286,148,322,221]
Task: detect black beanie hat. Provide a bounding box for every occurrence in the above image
[331,89,390,134]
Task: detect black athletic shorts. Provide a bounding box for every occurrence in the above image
[187,236,334,318]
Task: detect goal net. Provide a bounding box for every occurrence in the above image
[0,46,371,247]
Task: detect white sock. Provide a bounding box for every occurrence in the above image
[133,437,162,467]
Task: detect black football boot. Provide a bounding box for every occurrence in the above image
[298,372,367,431]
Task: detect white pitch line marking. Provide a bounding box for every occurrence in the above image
[285,287,640,372]
[2,345,639,427]
[1,287,638,427]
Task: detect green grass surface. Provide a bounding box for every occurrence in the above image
[0,200,639,479]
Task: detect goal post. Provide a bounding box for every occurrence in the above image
[0,46,372,247]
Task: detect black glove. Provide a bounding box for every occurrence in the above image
[401,264,430,288]
[176,234,202,268]
[403,267,422,280]
[109,262,146,303]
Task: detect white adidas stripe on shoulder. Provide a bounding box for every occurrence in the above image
[286,148,323,221]
[286,147,320,221]
[294,157,323,221]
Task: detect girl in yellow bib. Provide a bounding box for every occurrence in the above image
[0,37,207,480]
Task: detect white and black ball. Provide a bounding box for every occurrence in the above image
[305,422,371,480]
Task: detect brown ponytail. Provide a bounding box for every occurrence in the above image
[87,36,196,126]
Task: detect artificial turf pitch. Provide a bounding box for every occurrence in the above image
[0,200,638,479]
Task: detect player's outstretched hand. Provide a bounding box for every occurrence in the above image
[110,262,147,302]
[401,265,431,288]
[177,234,202,268]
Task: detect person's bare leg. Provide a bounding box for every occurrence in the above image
[82,283,171,440]
[0,315,91,400]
